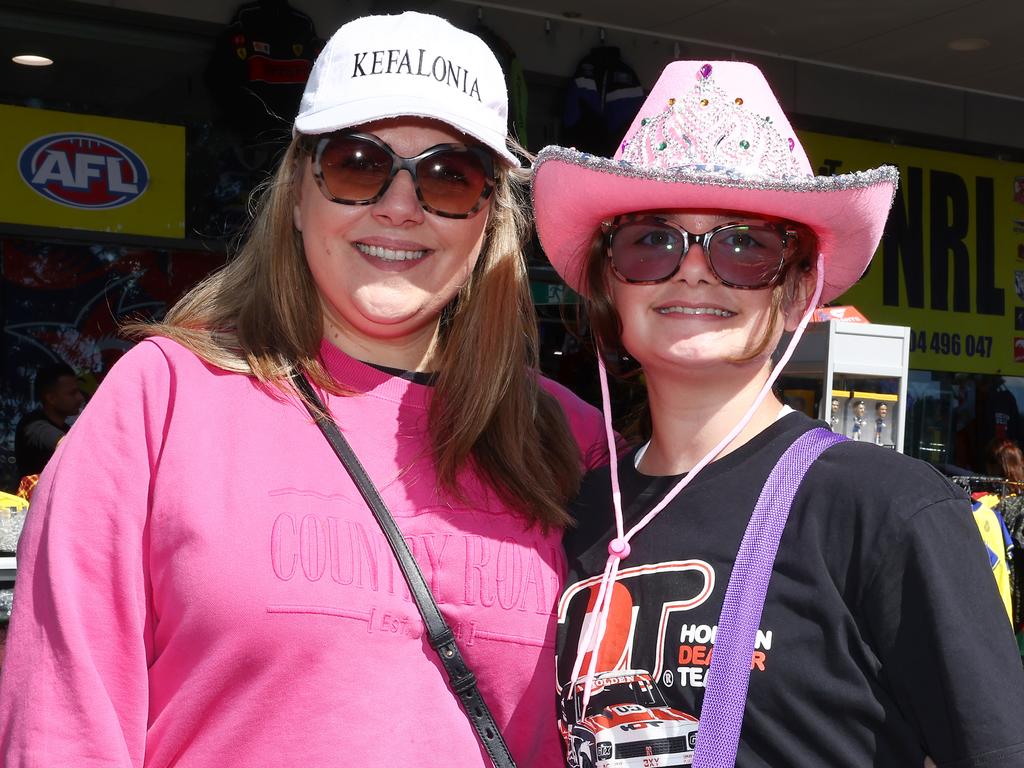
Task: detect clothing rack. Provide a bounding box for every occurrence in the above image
[948,475,1024,499]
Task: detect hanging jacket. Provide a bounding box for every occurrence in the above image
[206,0,322,136]
[562,46,644,156]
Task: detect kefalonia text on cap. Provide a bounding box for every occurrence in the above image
[352,49,481,101]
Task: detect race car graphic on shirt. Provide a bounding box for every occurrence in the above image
[560,670,698,768]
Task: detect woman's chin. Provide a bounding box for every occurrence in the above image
[638,345,769,376]
[350,292,445,331]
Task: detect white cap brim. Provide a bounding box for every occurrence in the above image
[294,96,520,168]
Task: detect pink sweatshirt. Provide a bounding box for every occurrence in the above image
[0,337,608,768]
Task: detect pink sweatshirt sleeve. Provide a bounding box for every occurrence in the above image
[0,341,170,767]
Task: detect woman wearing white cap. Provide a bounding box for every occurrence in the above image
[534,61,1024,767]
[0,13,608,768]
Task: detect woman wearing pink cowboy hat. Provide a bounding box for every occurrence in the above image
[534,61,1024,767]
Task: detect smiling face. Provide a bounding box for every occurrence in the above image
[293,117,492,368]
[610,211,808,377]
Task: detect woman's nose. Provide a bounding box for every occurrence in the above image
[372,169,425,226]
[674,237,717,284]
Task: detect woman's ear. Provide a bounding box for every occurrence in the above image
[782,267,816,333]
[293,182,304,233]
[292,150,307,233]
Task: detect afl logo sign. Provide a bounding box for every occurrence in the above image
[18,133,149,209]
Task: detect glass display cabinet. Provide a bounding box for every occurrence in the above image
[777,321,911,452]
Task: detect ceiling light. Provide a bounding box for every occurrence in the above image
[947,38,990,52]
[12,54,53,66]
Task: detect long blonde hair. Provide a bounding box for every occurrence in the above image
[129,136,582,528]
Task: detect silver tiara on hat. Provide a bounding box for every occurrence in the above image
[619,63,804,180]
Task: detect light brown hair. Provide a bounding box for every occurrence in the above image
[127,136,583,528]
[986,438,1024,484]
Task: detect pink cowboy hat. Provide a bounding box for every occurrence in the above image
[532,60,899,303]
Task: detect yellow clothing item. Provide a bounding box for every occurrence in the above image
[972,494,1013,625]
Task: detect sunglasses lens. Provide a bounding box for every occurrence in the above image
[416,150,490,215]
[707,225,787,288]
[609,221,687,282]
[319,136,393,202]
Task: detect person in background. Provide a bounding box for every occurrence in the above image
[986,438,1024,484]
[0,13,609,767]
[13,362,84,478]
[533,60,1024,767]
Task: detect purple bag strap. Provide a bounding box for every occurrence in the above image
[692,427,846,768]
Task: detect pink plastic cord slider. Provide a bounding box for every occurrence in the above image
[608,537,631,559]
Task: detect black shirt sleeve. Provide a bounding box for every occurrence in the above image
[861,495,1024,766]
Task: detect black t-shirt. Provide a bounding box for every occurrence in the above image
[557,412,1024,767]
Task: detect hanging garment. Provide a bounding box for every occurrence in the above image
[562,46,644,156]
[474,23,529,148]
[971,493,1014,625]
[206,0,322,136]
[995,493,1024,648]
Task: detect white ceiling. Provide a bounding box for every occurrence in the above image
[461,0,1024,100]
[1,0,1021,125]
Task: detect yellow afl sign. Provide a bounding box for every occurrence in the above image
[0,105,185,238]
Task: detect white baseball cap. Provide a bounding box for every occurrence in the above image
[294,12,518,167]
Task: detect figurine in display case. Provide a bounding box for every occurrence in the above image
[874,403,889,446]
[830,397,841,431]
[850,399,867,440]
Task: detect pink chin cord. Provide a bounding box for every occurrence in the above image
[571,255,826,711]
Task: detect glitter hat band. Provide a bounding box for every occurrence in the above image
[532,60,899,303]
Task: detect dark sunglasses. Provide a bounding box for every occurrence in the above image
[603,215,807,289]
[310,132,496,219]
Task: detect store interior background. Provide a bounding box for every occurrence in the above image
[2,0,1024,489]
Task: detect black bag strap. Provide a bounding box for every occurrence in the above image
[292,373,517,768]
